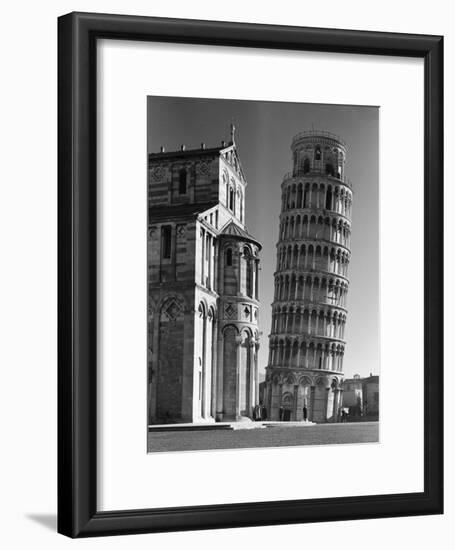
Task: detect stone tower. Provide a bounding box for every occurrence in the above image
[265,131,353,423]
[147,127,261,425]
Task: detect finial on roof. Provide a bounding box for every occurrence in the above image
[230,122,236,145]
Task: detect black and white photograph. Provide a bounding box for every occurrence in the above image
[0,0,447,545]
[147,96,379,452]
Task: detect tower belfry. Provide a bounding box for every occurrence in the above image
[265,130,353,423]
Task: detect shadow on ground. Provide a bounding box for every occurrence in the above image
[26,514,57,532]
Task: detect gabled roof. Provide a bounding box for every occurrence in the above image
[219,220,262,249]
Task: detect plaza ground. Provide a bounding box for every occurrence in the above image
[148,421,379,453]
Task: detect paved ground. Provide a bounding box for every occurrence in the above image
[148,421,379,453]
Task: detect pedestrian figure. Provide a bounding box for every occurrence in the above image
[279,406,284,421]
[253,403,262,421]
[302,404,308,422]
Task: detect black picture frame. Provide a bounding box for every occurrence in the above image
[58,11,443,538]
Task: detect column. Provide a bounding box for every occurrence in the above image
[238,245,242,296]
[201,228,205,285]
[201,314,207,418]
[235,335,243,420]
[207,234,212,290]
[332,388,340,422]
[211,317,217,419]
[254,342,260,405]
[212,239,218,292]
[216,335,224,421]
[255,260,259,300]
[248,340,256,417]
[324,386,330,422]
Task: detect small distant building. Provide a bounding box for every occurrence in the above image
[341,373,379,420]
[362,374,379,419]
[342,374,363,417]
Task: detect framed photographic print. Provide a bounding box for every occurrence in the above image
[58,12,443,537]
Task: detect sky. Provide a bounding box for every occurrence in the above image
[147,96,379,379]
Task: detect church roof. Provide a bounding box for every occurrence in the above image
[149,201,218,222]
[149,146,224,161]
[218,220,262,249]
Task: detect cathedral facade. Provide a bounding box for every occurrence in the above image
[265,131,353,423]
[147,128,261,424]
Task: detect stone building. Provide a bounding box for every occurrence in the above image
[342,374,363,417]
[147,127,261,424]
[264,131,353,422]
[362,374,379,419]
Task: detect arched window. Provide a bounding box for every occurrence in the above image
[303,189,308,208]
[229,187,234,211]
[178,169,187,194]
[303,158,310,174]
[315,146,321,161]
[296,184,302,207]
[226,248,233,267]
[161,225,172,259]
[325,163,334,177]
[325,187,332,210]
[223,173,228,204]
[244,247,253,298]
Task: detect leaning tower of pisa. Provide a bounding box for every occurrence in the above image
[265,131,353,423]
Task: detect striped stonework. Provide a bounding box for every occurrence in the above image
[265,131,353,423]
